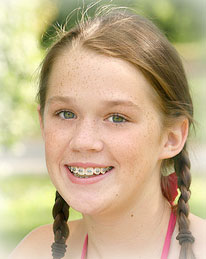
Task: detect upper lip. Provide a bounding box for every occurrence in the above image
[66,162,113,168]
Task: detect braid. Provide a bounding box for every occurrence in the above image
[51,191,70,259]
[174,148,196,259]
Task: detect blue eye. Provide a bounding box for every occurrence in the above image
[58,111,76,119]
[108,114,127,123]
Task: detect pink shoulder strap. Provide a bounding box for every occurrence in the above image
[81,211,176,259]
[81,233,88,259]
[161,211,176,259]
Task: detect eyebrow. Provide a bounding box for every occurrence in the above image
[47,96,140,110]
[102,99,140,110]
[47,96,75,105]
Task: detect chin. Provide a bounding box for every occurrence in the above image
[71,205,102,217]
[64,193,114,217]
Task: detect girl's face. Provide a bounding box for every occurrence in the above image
[41,49,167,216]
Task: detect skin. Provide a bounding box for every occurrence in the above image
[43,48,168,217]
[9,48,206,259]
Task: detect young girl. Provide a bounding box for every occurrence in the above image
[9,6,205,259]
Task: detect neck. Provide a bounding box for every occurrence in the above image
[82,185,172,259]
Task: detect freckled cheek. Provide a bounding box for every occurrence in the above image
[43,124,72,159]
[109,129,155,180]
[108,132,146,169]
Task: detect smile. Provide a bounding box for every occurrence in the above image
[67,166,113,178]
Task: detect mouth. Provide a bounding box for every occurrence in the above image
[67,166,114,178]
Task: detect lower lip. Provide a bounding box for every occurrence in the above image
[65,166,114,185]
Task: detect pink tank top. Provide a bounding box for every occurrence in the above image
[81,211,176,259]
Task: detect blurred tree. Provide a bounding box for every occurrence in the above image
[0,0,56,148]
[40,0,205,48]
[136,0,205,42]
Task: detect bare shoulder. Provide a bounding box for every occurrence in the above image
[189,213,206,258]
[8,224,54,259]
[9,219,85,259]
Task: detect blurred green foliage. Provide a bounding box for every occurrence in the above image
[0,173,205,257]
[41,0,205,48]
[0,174,82,256]
[190,77,206,143]
[0,0,56,147]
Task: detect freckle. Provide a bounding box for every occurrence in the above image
[131,214,134,217]
[116,194,119,197]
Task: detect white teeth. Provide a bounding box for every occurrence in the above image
[94,168,101,175]
[78,168,84,175]
[68,166,113,177]
[86,168,93,175]
[101,168,107,174]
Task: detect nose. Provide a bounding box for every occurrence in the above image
[69,119,104,152]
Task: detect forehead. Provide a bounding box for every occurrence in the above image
[46,48,157,108]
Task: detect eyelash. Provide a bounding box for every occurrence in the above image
[56,110,76,120]
[107,113,128,123]
[55,110,128,124]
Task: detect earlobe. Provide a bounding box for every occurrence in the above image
[37,105,45,139]
[159,118,189,160]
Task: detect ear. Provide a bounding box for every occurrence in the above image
[37,105,45,139]
[159,117,189,160]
